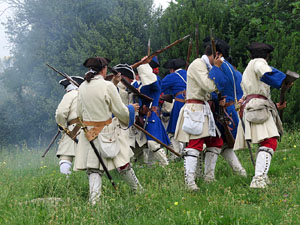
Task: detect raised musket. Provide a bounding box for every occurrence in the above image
[185,37,193,70]
[46,64,80,87]
[147,38,151,56]
[278,70,299,120]
[195,24,199,57]
[210,28,217,58]
[131,34,190,69]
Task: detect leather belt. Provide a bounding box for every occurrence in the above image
[175,90,186,103]
[83,118,112,127]
[83,118,113,141]
[67,118,80,126]
[185,99,205,104]
[239,94,268,118]
[224,101,234,108]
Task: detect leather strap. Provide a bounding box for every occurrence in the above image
[174,90,186,103]
[185,99,205,104]
[147,106,160,117]
[175,98,186,103]
[239,94,268,118]
[67,118,80,126]
[175,90,186,98]
[224,101,234,108]
[83,118,113,141]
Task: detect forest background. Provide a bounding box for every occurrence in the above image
[0,0,300,147]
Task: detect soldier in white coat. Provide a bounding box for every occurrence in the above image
[55,76,84,175]
[74,57,142,205]
[175,45,225,190]
[113,64,147,162]
[234,43,286,188]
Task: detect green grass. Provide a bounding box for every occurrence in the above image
[1,130,300,225]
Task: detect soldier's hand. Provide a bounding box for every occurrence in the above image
[132,103,140,112]
[112,72,121,86]
[276,101,287,110]
[214,55,223,68]
[141,56,152,64]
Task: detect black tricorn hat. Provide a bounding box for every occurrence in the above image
[203,37,230,59]
[163,59,186,70]
[59,76,84,88]
[113,64,135,80]
[246,42,274,54]
[83,57,111,69]
[149,56,160,68]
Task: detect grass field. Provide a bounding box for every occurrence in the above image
[1,130,300,225]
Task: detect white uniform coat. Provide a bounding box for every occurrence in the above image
[117,82,147,148]
[234,58,280,150]
[175,58,217,143]
[55,90,79,157]
[74,75,134,171]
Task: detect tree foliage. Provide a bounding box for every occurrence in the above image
[0,0,300,145]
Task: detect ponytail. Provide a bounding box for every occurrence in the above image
[84,67,101,82]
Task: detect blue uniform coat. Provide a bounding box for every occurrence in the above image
[161,69,187,133]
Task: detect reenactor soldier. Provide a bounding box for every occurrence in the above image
[136,57,170,166]
[203,38,246,177]
[74,57,142,205]
[175,45,225,190]
[234,42,287,188]
[161,59,187,158]
[55,76,84,175]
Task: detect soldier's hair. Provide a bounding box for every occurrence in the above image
[84,67,102,82]
[250,51,269,60]
[204,45,212,56]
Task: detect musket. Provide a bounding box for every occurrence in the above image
[46,64,79,87]
[78,118,117,190]
[185,37,193,70]
[108,66,153,102]
[216,94,235,148]
[210,28,217,58]
[160,94,173,103]
[57,124,79,144]
[131,34,190,69]
[133,124,181,157]
[42,130,60,157]
[195,24,199,57]
[147,38,151,56]
[278,70,299,120]
[239,115,256,167]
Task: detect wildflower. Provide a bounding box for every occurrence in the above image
[174,202,179,206]
[293,145,297,148]
[283,157,287,161]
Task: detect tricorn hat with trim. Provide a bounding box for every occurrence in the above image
[59,76,84,88]
[149,56,160,69]
[246,42,274,54]
[163,59,186,70]
[113,64,135,80]
[83,57,111,69]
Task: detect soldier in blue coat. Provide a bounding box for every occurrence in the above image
[161,59,187,158]
[136,57,170,166]
[205,38,246,177]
